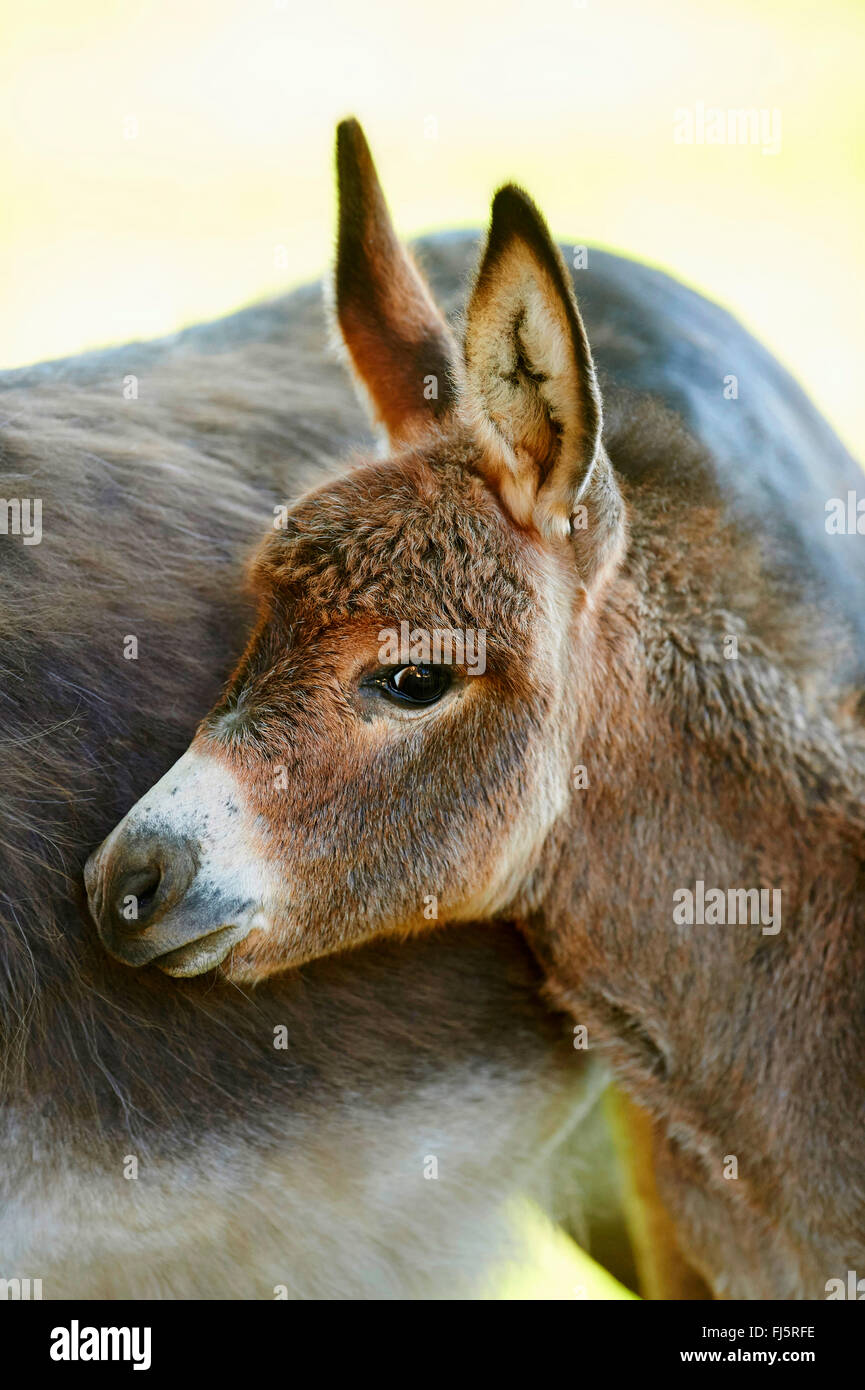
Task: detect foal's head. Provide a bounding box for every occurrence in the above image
[86,119,625,979]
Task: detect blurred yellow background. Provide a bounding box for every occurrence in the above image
[2,0,863,456]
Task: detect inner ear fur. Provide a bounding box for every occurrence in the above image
[461,185,623,573]
[334,118,459,445]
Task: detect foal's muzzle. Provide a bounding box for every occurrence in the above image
[86,830,196,957]
[85,825,256,974]
[84,749,271,976]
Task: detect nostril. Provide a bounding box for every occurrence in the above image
[87,829,199,945]
[119,865,164,925]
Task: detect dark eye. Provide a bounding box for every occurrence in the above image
[383,664,451,706]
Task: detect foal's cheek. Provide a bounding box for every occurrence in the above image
[223,706,531,980]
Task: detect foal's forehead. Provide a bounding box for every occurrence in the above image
[252,449,541,631]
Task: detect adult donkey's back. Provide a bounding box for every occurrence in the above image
[87,120,865,1297]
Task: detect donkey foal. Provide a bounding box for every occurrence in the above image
[86,117,622,979]
[87,120,865,1298]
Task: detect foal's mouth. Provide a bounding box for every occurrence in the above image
[151,922,255,978]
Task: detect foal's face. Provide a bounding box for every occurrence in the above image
[85,120,624,979]
[108,449,574,979]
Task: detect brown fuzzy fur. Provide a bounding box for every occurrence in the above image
[83,120,865,1299]
[0,224,606,1299]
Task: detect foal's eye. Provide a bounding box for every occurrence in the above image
[382,664,451,706]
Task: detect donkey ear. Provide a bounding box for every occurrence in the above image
[334,119,459,445]
[461,185,605,542]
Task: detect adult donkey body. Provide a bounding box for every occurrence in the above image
[87,121,865,1299]
[0,239,615,1298]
